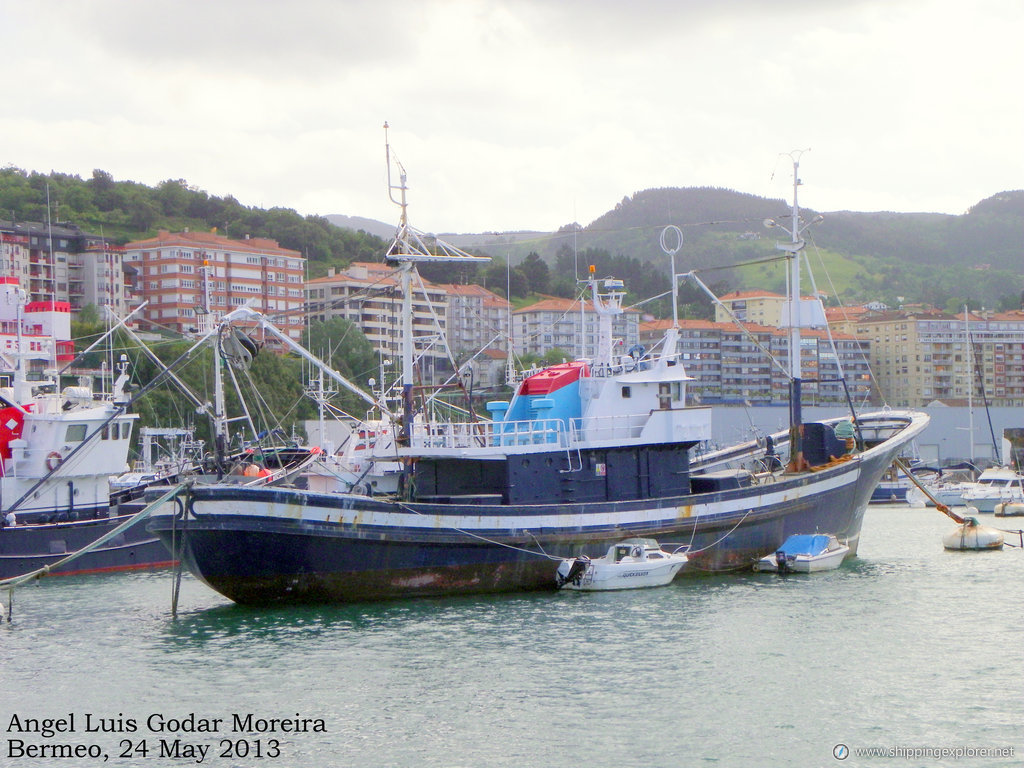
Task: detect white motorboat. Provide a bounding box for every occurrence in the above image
[959,467,1024,513]
[942,517,1004,550]
[556,539,688,591]
[755,534,850,573]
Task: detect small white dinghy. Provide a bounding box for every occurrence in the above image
[754,534,850,573]
[942,517,1004,550]
[556,538,688,591]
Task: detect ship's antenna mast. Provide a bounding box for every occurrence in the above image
[384,122,416,441]
[763,150,821,471]
[381,122,489,450]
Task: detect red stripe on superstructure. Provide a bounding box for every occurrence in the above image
[518,361,589,395]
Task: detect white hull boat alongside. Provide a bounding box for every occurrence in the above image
[556,539,688,591]
[755,534,850,573]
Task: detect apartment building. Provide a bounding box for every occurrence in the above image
[512,296,640,360]
[855,308,1024,407]
[0,221,128,317]
[714,289,786,325]
[304,262,451,382]
[123,230,306,341]
[434,282,510,359]
[824,305,872,336]
[639,318,872,406]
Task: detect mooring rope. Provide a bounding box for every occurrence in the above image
[392,499,756,563]
[393,500,564,561]
[0,484,187,621]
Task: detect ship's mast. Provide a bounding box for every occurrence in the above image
[786,156,803,447]
[764,151,820,471]
[590,274,625,368]
[964,305,974,463]
[381,123,488,445]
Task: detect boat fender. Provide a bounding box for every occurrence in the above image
[46,451,63,471]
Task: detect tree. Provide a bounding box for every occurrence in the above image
[156,179,193,217]
[303,317,378,415]
[520,252,550,294]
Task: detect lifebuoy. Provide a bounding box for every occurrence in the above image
[46,451,63,471]
[630,546,643,558]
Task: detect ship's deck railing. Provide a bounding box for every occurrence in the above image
[409,418,570,450]
[408,410,651,452]
[569,412,647,442]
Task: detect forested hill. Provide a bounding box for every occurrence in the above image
[2,166,1023,312]
[526,186,1024,274]
[0,167,387,279]
[457,186,1024,312]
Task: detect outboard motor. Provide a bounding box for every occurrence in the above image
[775,550,793,574]
[557,558,590,587]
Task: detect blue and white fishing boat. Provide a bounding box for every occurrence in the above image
[146,143,929,605]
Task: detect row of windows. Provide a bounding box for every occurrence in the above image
[63,421,130,443]
[143,250,304,270]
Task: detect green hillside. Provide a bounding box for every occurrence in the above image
[473,186,1024,313]
[3,167,1023,315]
[0,167,388,279]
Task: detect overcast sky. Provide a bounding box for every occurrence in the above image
[4,1,1022,233]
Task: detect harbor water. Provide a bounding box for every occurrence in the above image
[3,505,1021,767]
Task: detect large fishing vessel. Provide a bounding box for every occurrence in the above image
[146,143,929,605]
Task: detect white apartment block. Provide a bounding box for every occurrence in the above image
[305,262,452,381]
[513,296,640,360]
[854,308,1024,407]
[638,318,872,406]
[434,282,510,359]
[0,221,129,317]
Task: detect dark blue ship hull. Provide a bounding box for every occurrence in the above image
[149,443,895,605]
[0,508,173,580]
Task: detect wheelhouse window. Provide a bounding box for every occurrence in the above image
[65,424,87,442]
